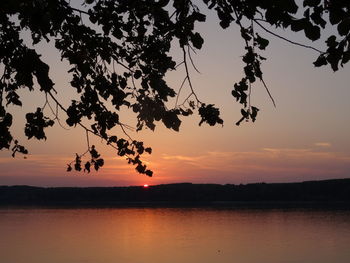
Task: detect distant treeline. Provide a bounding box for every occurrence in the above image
[1,179,350,208]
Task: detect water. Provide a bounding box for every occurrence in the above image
[0,208,350,263]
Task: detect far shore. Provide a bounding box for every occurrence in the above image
[1,178,350,208]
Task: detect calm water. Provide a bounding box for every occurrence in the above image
[0,208,350,263]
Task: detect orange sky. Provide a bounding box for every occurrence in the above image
[1,7,350,187]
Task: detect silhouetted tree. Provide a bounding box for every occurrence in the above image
[1,0,349,175]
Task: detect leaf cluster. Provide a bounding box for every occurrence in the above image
[67,145,104,173]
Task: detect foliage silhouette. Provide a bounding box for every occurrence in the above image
[1,0,350,176]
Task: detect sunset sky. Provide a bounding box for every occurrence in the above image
[1,6,350,187]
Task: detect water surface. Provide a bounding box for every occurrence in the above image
[1,208,349,263]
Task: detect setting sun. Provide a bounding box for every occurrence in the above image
[143,184,149,188]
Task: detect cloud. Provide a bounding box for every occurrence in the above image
[162,154,201,162]
[158,146,350,183]
[314,142,332,147]
[1,144,350,186]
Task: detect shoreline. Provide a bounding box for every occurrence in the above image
[1,200,350,209]
[1,178,350,208]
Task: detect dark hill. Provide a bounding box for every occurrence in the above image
[1,179,350,208]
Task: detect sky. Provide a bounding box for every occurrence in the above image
[1,3,350,187]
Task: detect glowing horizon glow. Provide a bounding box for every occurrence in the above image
[143,184,149,188]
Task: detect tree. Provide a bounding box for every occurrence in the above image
[1,0,349,176]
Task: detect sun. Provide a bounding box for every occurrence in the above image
[143,184,149,188]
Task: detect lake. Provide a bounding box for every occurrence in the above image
[0,208,349,263]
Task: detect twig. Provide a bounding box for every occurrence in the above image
[248,81,252,109]
[0,66,6,82]
[260,77,276,107]
[119,123,133,142]
[175,61,184,69]
[181,92,195,106]
[86,130,90,149]
[182,47,201,103]
[169,10,176,20]
[47,91,95,135]
[70,7,90,16]
[42,93,70,130]
[119,122,135,131]
[175,76,188,107]
[252,21,275,107]
[253,20,324,54]
[187,45,201,74]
